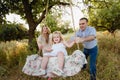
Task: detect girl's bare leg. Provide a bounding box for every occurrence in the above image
[51,52,64,76]
[57,52,64,70]
[41,56,49,70]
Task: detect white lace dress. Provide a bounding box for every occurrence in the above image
[22,50,87,77]
[43,43,67,56]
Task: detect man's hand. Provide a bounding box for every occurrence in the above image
[75,37,85,43]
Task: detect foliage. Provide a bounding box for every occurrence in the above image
[59,20,73,34]
[0,66,7,76]
[44,13,58,32]
[0,23,28,41]
[40,13,74,34]
[0,0,9,24]
[0,40,29,67]
[83,0,120,33]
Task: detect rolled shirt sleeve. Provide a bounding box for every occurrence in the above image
[75,26,97,49]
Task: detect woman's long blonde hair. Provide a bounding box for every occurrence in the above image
[52,31,64,44]
[41,25,51,43]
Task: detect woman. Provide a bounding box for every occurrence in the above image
[37,25,52,56]
[22,25,52,76]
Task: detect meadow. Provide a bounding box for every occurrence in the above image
[0,31,120,80]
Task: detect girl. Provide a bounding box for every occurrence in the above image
[39,31,75,76]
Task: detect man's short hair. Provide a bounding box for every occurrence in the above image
[80,17,88,22]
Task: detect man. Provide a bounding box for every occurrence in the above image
[75,17,98,80]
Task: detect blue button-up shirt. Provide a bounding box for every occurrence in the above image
[76,26,97,49]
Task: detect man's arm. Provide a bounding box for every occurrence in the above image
[75,35,96,43]
[83,35,96,42]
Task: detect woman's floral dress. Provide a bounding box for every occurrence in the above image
[22,50,87,77]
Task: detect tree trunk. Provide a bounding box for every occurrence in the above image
[28,24,38,52]
[22,0,38,52]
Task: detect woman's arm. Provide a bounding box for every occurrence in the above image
[37,36,43,50]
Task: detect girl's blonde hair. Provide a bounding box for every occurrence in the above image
[41,25,51,43]
[52,31,64,44]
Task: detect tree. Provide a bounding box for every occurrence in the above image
[0,0,71,51]
[0,23,28,41]
[83,0,120,34]
[0,0,9,24]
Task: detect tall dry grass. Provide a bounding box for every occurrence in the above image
[0,31,120,80]
[0,40,29,79]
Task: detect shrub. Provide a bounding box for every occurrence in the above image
[0,23,28,41]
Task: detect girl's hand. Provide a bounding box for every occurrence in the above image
[46,48,53,52]
[38,45,43,49]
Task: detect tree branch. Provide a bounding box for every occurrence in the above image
[97,26,109,30]
[22,0,37,28]
[36,5,53,25]
[36,1,70,25]
[58,2,70,6]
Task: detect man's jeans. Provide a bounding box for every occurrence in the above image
[83,46,98,77]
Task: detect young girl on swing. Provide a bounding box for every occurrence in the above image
[39,31,75,77]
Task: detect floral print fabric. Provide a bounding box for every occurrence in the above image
[22,50,87,77]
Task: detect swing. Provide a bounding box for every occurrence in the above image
[22,1,87,80]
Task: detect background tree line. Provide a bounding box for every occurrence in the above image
[0,0,120,51]
[83,0,120,34]
[0,23,28,41]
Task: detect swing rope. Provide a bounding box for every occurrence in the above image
[70,2,76,32]
[45,0,49,23]
[45,1,53,80]
[70,2,80,50]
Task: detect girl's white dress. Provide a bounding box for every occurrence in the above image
[22,50,87,77]
[43,43,67,56]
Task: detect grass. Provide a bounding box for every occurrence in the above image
[0,31,120,80]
